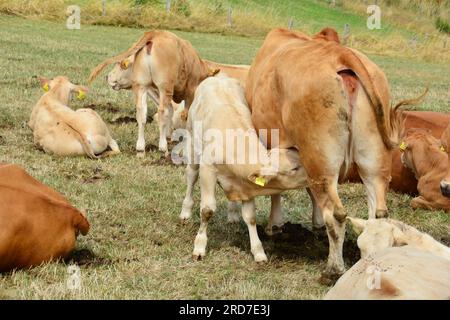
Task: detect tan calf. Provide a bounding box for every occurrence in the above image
[88,30,218,153]
[440,124,450,197]
[29,76,119,158]
[182,75,309,262]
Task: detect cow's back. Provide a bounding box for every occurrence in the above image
[0,164,89,272]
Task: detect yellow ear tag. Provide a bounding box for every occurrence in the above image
[42,83,49,92]
[121,60,130,70]
[77,90,86,100]
[440,145,446,153]
[399,141,407,152]
[255,176,266,187]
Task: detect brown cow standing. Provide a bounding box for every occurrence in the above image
[246,28,395,280]
[0,163,89,272]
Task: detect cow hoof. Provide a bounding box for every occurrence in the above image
[192,253,204,261]
[319,270,344,286]
[265,225,283,237]
[136,151,145,158]
[180,217,190,225]
[254,253,268,263]
[375,209,388,219]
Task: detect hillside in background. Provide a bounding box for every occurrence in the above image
[0,0,449,61]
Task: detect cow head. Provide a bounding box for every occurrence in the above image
[39,76,89,105]
[347,217,408,258]
[440,125,450,198]
[106,55,135,91]
[399,128,443,178]
[248,148,307,190]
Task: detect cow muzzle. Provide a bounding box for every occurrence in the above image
[440,181,450,198]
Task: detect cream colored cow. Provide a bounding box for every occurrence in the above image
[29,76,119,158]
[324,246,450,300]
[181,75,310,262]
[347,217,450,260]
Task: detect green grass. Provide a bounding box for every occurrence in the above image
[0,14,449,299]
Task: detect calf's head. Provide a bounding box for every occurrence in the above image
[248,148,307,190]
[347,217,408,258]
[440,125,450,198]
[106,56,134,91]
[39,76,88,105]
[399,128,444,178]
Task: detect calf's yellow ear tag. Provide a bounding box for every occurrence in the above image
[399,141,407,152]
[121,60,130,70]
[42,83,49,92]
[440,145,446,152]
[255,176,266,187]
[77,90,86,100]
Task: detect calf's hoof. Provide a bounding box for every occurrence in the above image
[192,253,204,261]
[136,151,145,158]
[375,209,388,219]
[265,225,283,237]
[254,252,268,263]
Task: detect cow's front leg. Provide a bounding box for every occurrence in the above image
[242,199,267,262]
[266,194,283,236]
[193,165,217,260]
[134,87,148,154]
[180,164,199,223]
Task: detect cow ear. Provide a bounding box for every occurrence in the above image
[39,77,50,92]
[247,171,274,187]
[347,217,366,235]
[392,227,408,246]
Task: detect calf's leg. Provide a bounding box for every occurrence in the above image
[192,165,217,260]
[134,87,148,153]
[266,194,283,236]
[242,200,268,262]
[180,164,199,223]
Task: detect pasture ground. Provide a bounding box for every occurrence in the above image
[0,14,449,299]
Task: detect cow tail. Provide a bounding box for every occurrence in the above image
[87,31,156,83]
[339,50,395,149]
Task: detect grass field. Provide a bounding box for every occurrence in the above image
[0,13,449,299]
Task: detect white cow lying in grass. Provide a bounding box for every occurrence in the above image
[324,218,450,299]
[29,76,119,158]
[180,75,308,262]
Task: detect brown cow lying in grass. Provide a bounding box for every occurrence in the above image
[324,218,450,299]
[440,124,450,197]
[88,30,219,154]
[0,163,90,272]
[400,128,450,211]
[29,76,119,158]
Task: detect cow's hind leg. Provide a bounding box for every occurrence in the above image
[266,194,283,236]
[180,164,199,223]
[157,91,173,153]
[134,86,148,154]
[242,200,267,262]
[192,165,217,260]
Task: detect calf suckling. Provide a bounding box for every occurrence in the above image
[324,218,450,299]
[400,128,450,211]
[0,163,90,272]
[180,75,309,262]
[29,76,119,158]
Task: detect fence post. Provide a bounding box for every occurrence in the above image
[288,17,294,30]
[166,0,171,13]
[102,0,106,16]
[343,23,350,45]
[227,7,233,27]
